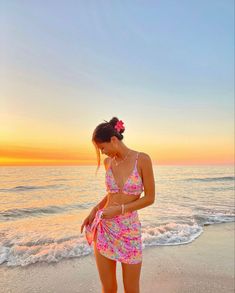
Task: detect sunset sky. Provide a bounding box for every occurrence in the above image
[1,1,234,166]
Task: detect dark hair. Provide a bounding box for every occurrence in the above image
[92,117,125,173]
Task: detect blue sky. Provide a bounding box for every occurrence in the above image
[1,0,234,165]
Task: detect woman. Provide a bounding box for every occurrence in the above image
[81,117,155,293]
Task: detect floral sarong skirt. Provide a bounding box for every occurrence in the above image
[85,208,142,264]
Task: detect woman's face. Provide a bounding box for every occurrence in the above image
[96,138,117,157]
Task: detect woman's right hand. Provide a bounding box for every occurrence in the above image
[80,208,97,234]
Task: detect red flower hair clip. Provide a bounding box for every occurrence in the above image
[114,120,125,132]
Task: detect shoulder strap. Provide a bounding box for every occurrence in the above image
[135,152,139,167]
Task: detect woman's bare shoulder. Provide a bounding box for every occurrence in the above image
[137,152,153,177]
[103,157,112,171]
[138,152,152,162]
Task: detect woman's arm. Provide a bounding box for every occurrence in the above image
[123,153,155,213]
[91,194,108,212]
[91,157,109,213]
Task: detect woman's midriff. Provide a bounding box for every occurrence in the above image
[104,193,141,208]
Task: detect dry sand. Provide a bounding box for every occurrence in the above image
[1,222,234,293]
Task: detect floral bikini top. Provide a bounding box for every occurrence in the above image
[105,152,144,195]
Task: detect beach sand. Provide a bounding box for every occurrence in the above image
[1,222,234,293]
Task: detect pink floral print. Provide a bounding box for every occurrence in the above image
[85,209,142,264]
[105,152,144,195]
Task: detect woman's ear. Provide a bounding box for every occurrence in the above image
[110,136,117,144]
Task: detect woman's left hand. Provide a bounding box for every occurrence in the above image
[101,202,121,219]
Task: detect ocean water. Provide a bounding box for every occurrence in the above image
[0,165,234,267]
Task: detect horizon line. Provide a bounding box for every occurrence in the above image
[0,163,234,167]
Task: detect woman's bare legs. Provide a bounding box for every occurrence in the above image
[121,261,142,293]
[93,235,118,293]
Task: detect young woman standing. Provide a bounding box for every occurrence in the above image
[81,117,155,293]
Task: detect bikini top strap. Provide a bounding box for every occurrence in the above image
[135,152,139,167]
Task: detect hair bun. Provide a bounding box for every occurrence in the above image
[109,117,125,135]
[109,117,119,128]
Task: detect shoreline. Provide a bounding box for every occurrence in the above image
[1,222,234,293]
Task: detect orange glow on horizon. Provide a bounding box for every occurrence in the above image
[0,143,233,166]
